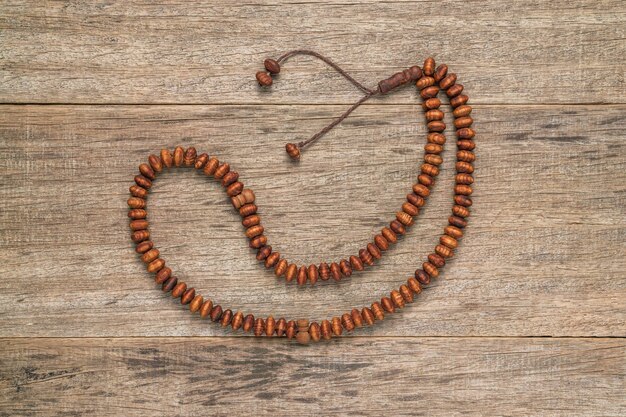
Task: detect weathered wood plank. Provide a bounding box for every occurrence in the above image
[0,104,624,337]
[0,337,623,417]
[0,0,624,104]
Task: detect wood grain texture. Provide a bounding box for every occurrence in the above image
[0,0,625,104]
[1,104,624,337]
[1,337,624,417]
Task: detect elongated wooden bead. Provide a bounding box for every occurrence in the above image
[307,264,318,285]
[423,97,441,109]
[276,318,287,337]
[331,317,342,336]
[450,94,469,108]
[226,181,243,197]
[249,235,266,249]
[319,263,330,281]
[173,146,184,167]
[374,234,389,251]
[127,197,145,209]
[420,86,439,99]
[407,194,425,208]
[367,243,381,260]
[264,252,280,268]
[222,171,239,187]
[425,109,444,121]
[256,245,272,261]
[456,161,474,174]
[440,73,457,90]
[425,143,443,154]
[136,241,153,255]
[407,277,422,295]
[391,289,405,308]
[454,117,473,129]
[295,319,310,345]
[265,316,276,336]
[297,266,307,286]
[200,300,213,318]
[447,84,464,97]
[209,305,221,322]
[243,314,255,332]
[330,262,341,281]
[139,163,155,180]
[275,259,287,277]
[434,64,448,82]
[423,262,439,277]
[416,76,435,89]
[181,287,195,305]
[428,121,446,132]
[423,57,435,76]
[194,153,209,169]
[456,173,474,184]
[381,227,397,244]
[155,267,171,284]
[445,225,464,239]
[131,230,150,243]
[428,253,446,268]
[286,320,296,339]
[362,307,375,325]
[221,309,233,327]
[141,248,159,263]
[285,263,297,282]
[396,211,413,226]
[453,205,470,218]
[428,132,446,144]
[242,214,260,228]
[418,174,434,187]
[415,269,430,285]
[455,184,473,196]
[128,209,147,220]
[381,297,395,313]
[147,258,165,273]
[129,185,147,198]
[371,302,384,320]
[203,157,219,175]
[341,313,355,332]
[457,127,475,139]
[148,154,163,173]
[321,320,332,340]
[214,163,230,179]
[458,140,476,151]
[254,317,265,336]
[190,295,203,313]
[351,309,363,328]
[171,282,187,298]
[309,322,321,342]
[359,248,374,266]
[402,202,419,216]
[239,203,257,217]
[449,215,468,228]
[350,255,364,271]
[160,149,173,168]
[390,220,406,235]
[132,176,150,189]
[232,312,244,330]
[400,284,414,303]
[245,225,264,239]
[183,147,197,166]
[453,105,472,117]
[339,260,352,277]
[435,244,454,258]
[130,219,148,231]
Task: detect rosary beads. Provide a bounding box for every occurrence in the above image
[128,52,475,344]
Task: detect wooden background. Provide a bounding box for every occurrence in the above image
[1,1,624,416]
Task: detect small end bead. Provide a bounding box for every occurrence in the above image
[285,143,301,160]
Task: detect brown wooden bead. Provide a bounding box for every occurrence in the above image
[425,143,444,154]
[402,202,419,216]
[141,248,159,263]
[285,143,300,160]
[264,252,280,268]
[362,307,375,325]
[445,225,464,239]
[415,269,431,285]
[276,318,287,337]
[297,266,307,286]
[423,97,441,110]
[455,184,473,196]
[249,235,267,249]
[425,109,444,121]
[456,161,474,174]
[423,261,439,277]
[309,322,321,342]
[416,76,435,89]
[210,305,223,322]
[420,86,439,99]
[399,284,414,303]
[256,245,272,261]
[453,205,470,218]
[428,120,446,132]
[231,189,255,210]
[183,147,196,166]
[129,185,147,198]
[413,183,431,197]
[381,227,397,244]
[203,157,219,175]
[418,174,434,187]
[148,154,163,173]
[139,163,155,180]
[134,175,152,189]
[428,132,446,145]
[307,264,319,285]
[128,208,147,220]
[245,224,264,239]
[275,259,288,277]
[359,248,374,266]
[396,211,413,226]
[423,57,435,76]
[190,295,204,313]
[135,240,153,254]
[318,262,330,281]
[286,320,296,339]
[194,153,209,169]
[421,163,439,177]
[425,153,443,165]
[458,140,476,151]
[162,276,178,293]
[242,314,255,332]
[131,230,150,243]
[407,193,425,207]
[391,290,405,308]
[367,243,381,260]
[440,73,457,90]
[454,117,473,129]
[231,311,244,330]
[450,94,469,108]
[285,263,298,282]
[455,195,473,207]
[457,127,475,139]
[221,309,233,327]
[154,267,171,284]
[173,146,184,167]
[181,287,195,305]
[130,219,148,231]
[447,84,464,98]
[390,220,406,235]
[239,203,257,217]
[434,64,448,82]
[428,253,446,268]
[449,215,468,228]
[453,105,472,117]
[226,182,243,197]
[296,319,310,344]
[320,320,332,340]
[371,302,384,321]
[407,277,422,295]
[331,317,343,336]
[199,300,213,318]
[456,173,474,185]
[381,296,395,313]
[147,258,165,273]
[242,214,260,228]
[330,262,341,281]
[265,316,276,336]
[264,59,281,74]
[171,282,187,298]
[341,313,355,332]
[213,163,230,179]
[351,308,364,328]
[435,244,454,258]
[408,65,422,80]
[222,171,239,187]
[374,234,389,251]
[160,149,173,168]
[349,255,364,271]
[339,259,352,277]
[256,71,272,86]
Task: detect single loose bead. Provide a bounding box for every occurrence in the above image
[454,117,473,129]
[199,300,213,318]
[128,208,147,220]
[321,320,332,340]
[222,171,239,187]
[162,276,178,293]
[420,86,439,99]
[160,149,173,168]
[428,121,446,132]
[264,59,281,74]
[445,225,464,239]
[286,320,297,339]
[390,220,406,235]
[453,105,472,117]
[349,255,364,271]
[457,127,475,139]
[381,297,395,313]
[131,230,150,243]
[190,295,204,313]
[213,163,230,179]
[148,154,163,173]
[449,215,468,228]
[456,173,474,184]
[265,252,280,268]
[458,140,476,151]
[139,163,155,180]
[249,235,267,249]
[341,313,355,332]
[339,260,352,277]
[173,146,184,167]
[434,64,448,82]
[447,84,464,98]
[367,243,381,260]
[331,317,343,336]
[407,277,422,295]
[425,109,444,121]
[256,245,272,261]
[276,318,287,337]
[435,244,454,258]
[351,309,364,328]
[134,175,152,189]
[242,214,260,228]
[402,202,419,216]
[297,266,307,286]
[129,185,147,198]
[453,205,471,218]
[371,302,384,320]
[141,248,159,263]
[319,263,330,281]
[374,234,389,251]
[416,76,435,89]
[407,193,425,208]
[428,253,446,268]
[239,203,257,217]
[285,143,300,160]
[232,312,244,330]
[440,73,457,90]
[243,314,255,332]
[362,307,375,325]
[309,322,321,342]
[210,305,223,322]
[181,287,195,305]
[381,227,397,244]
[396,211,413,226]
[221,309,233,327]
[226,181,244,198]
[400,284,414,303]
[245,224,264,239]
[285,263,298,282]
[274,259,288,277]
[256,71,272,86]
[136,240,153,254]
[423,262,439,277]
[423,97,441,110]
[147,258,165,273]
[359,248,374,266]
[390,290,405,309]
[265,316,276,336]
[194,153,209,169]
[423,57,435,76]
[171,282,187,298]
[330,262,341,281]
[130,219,148,231]
[428,132,446,145]
[415,269,431,285]
[307,264,319,285]
[155,267,171,284]
[450,94,469,108]
[203,157,219,175]
[455,184,473,196]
